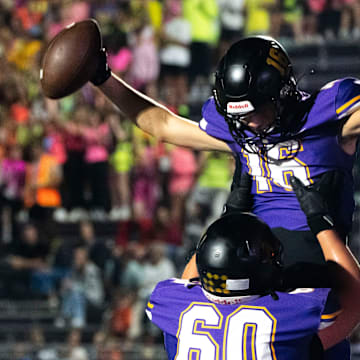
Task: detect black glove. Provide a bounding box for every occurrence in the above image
[290,171,343,235]
[90,48,112,86]
[223,171,253,214]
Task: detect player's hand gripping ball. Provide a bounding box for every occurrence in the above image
[40,19,101,99]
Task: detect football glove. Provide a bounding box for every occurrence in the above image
[290,171,343,235]
[90,48,112,86]
[223,171,253,214]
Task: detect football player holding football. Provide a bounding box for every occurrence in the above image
[64,33,360,358]
[92,36,358,265]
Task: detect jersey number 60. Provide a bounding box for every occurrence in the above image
[175,302,277,360]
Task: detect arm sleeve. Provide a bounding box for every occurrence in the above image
[199,97,236,143]
[145,279,183,336]
[335,78,360,120]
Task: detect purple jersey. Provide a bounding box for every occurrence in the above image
[199,78,360,231]
[146,279,330,360]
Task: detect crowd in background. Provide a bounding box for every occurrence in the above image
[2,0,360,359]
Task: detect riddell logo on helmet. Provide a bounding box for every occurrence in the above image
[227,101,255,114]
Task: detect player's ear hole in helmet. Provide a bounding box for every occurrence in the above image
[213,36,300,148]
[196,212,283,301]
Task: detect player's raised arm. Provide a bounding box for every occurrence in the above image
[40,19,230,152]
[97,73,230,151]
[290,173,360,350]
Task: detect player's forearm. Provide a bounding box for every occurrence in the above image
[317,230,360,279]
[317,229,360,349]
[318,284,360,350]
[341,108,360,139]
[98,74,171,136]
[98,74,232,151]
[319,315,359,350]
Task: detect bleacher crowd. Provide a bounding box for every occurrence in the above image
[2,0,360,359]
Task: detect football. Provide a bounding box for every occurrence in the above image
[40,19,101,99]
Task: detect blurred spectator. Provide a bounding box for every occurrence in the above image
[217,0,245,56]
[145,0,164,33]
[108,114,134,221]
[187,151,232,225]
[153,203,181,246]
[28,325,58,360]
[279,0,304,42]
[78,220,112,275]
[96,337,124,360]
[57,108,87,221]
[156,142,171,205]
[183,0,219,102]
[0,222,50,299]
[168,145,197,228]
[132,138,158,223]
[244,0,279,36]
[0,144,26,243]
[120,243,146,291]
[7,33,42,71]
[339,0,360,39]
[127,24,160,97]
[43,119,66,167]
[12,343,32,360]
[105,19,133,76]
[45,1,90,40]
[129,242,176,339]
[101,289,135,339]
[82,110,112,220]
[317,0,343,40]
[63,329,89,360]
[159,0,191,111]
[24,141,62,238]
[57,245,104,329]
[302,0,326,42]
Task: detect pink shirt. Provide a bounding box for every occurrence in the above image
[83,123,110,163]
[1,158,26,199]
[108,48,132,72]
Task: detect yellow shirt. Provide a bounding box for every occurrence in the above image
[183,0,220,44]
[244,0,275,35]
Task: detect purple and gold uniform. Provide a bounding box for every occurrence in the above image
[199,78,358,359]
[200,77,360,234]
[146,278,330,360]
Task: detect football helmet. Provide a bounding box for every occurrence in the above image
[213,36,300,148]
[196,212,282,300]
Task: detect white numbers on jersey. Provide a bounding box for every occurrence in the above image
[175,302,276,360]
[242,141,313,193]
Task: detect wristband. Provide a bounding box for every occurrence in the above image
[91,48,111,86]
[307,214,334,236]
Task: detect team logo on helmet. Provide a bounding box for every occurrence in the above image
[266,47,289,76]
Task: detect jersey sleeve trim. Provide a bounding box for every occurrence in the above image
[147,301,154,309]
[336,94,360,115]
[199,118,207,130]
[321,309,342,320]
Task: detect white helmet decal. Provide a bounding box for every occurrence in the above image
[227,100,255,114]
